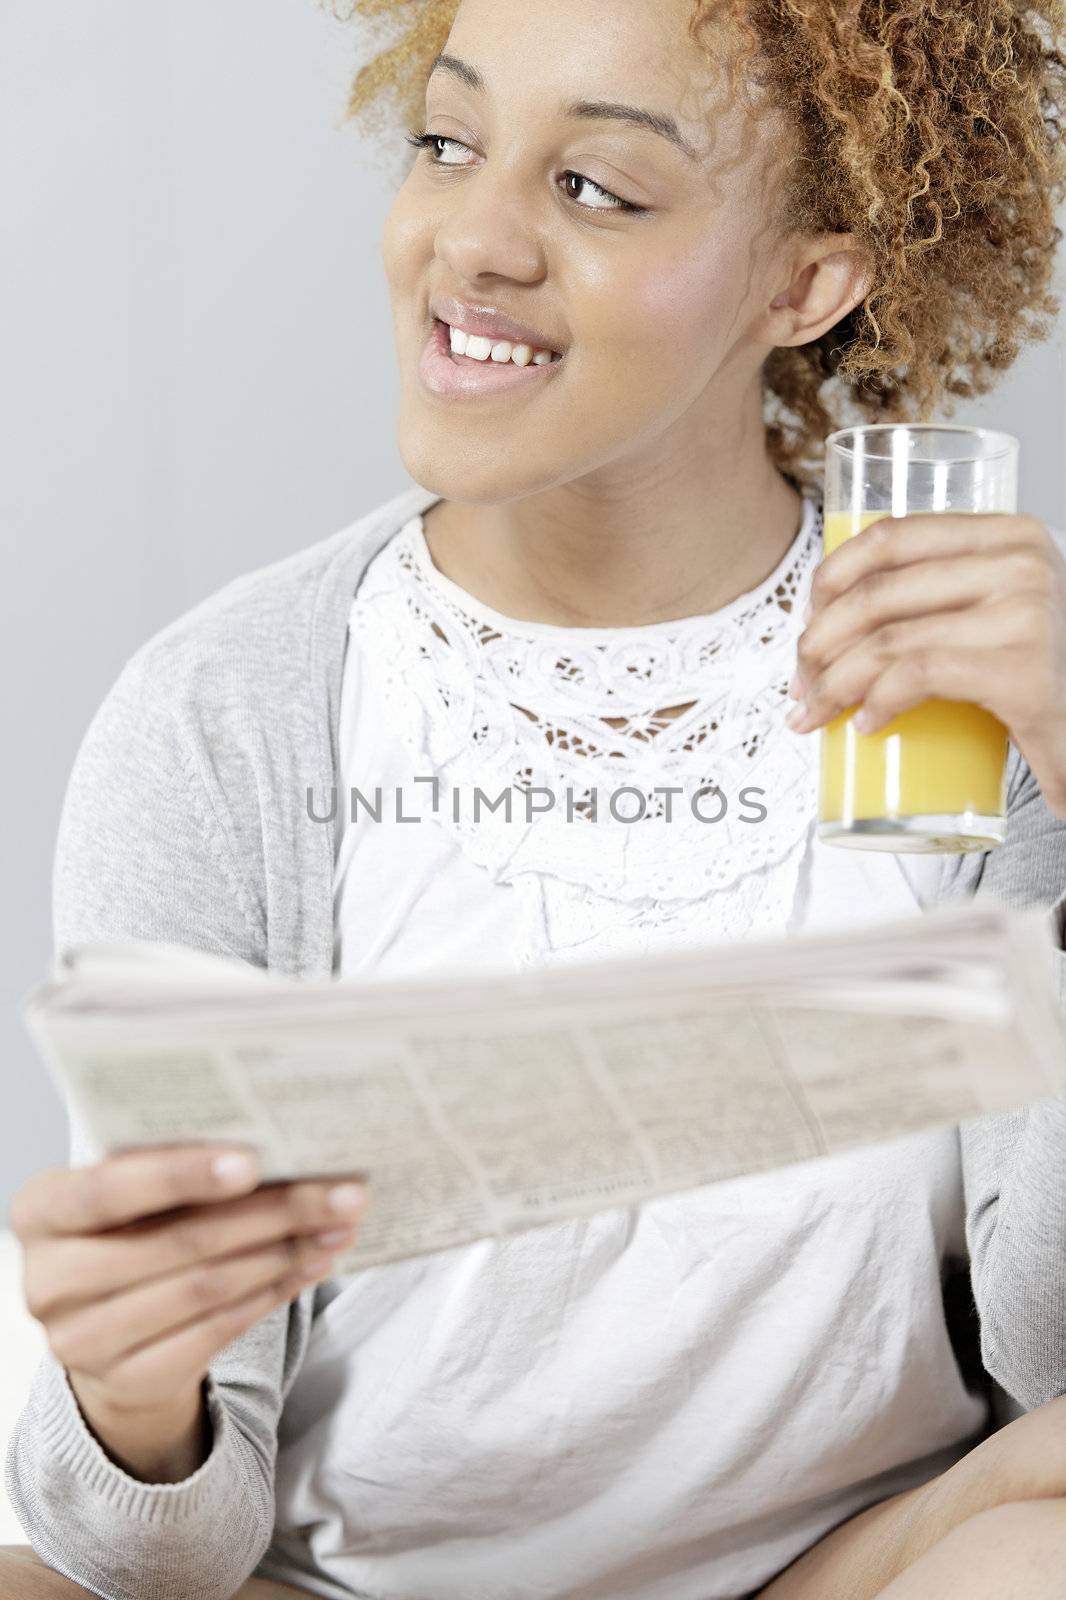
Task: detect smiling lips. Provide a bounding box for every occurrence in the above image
[428,293,565,358]
[419,318,567,399]
[448,323,559,368]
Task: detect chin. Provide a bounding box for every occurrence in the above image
[395,413,569,507]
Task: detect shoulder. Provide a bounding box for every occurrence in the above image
[116,481,438,727]
[69,480,438,803]
[52,484,438,964]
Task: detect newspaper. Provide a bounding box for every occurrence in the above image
[22,898,1066,1272]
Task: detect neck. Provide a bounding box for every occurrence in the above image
[420,427,807,631]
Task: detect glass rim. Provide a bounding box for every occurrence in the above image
[824,422,1018,463]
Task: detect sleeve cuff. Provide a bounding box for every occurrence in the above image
[31,1350,236,1526]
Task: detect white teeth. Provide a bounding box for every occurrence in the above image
[447,323,557,367]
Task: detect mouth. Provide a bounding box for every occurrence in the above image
[418,317,566,401]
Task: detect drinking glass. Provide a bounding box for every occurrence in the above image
[817,423,1018,853]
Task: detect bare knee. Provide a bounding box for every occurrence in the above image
[923,1498,1066,1582]
[991,1393,1066,1493]
[871,1497,1066,1599]
[936,1392,1066,1522]
[0,1546,96,1596]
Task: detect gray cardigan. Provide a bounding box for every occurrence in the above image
[7,479,1066,1600]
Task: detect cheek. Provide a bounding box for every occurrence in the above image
[574,242,743,382]
[632,243,742,352]
[381,184,433,293]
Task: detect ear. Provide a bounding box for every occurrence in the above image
[763,234,874,349]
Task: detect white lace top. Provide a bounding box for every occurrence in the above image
[280,497,987,1600]
[333,494,945,975]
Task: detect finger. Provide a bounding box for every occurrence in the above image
[48,1225,359,1377]
[789,604,1028,731]
[808,513,1049,615]
[25,1178,370,1316]
[795,549,1046,690]
[12,1145,263,1241]
[841,646,1010,737]
[82,1268,327,1412]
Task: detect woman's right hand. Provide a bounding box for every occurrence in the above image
[10,1143,370,1477]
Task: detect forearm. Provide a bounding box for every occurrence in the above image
[5,1350,276,1600]
[68,1373,212,1485]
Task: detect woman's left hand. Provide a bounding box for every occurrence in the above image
[786,512,1066,820]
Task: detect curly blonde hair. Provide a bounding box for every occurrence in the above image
[321,0,1066,492]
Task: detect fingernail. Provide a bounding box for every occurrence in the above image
[853,707,871,732]
[312,1226,358,1247]
[300,1253,338,1282]
[785,700,809,730]
[212,1151,258,1188]
[787,671,802,699]
[328,1182,367,1214]
[802,599,813,625]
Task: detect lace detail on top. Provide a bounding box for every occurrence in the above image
[349,497,824,966]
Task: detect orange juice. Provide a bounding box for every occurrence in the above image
[818,509,1009,832]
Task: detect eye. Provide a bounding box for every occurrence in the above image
[404,129,647,216]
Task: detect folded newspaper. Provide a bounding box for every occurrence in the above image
[22,899,1066,1273]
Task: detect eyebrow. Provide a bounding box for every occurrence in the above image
[427,51,701,162]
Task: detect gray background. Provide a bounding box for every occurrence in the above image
[2,1,1064,1221]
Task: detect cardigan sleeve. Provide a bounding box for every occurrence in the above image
[959,750,1066,1412]
[4,647,316,1600]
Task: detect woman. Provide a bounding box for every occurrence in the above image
[6,1,1066,1596]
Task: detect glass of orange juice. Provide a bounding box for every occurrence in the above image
[818,423,1018,853]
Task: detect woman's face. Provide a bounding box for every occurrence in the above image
[381,0,801,504]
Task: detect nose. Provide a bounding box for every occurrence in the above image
[431,154,547,287]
